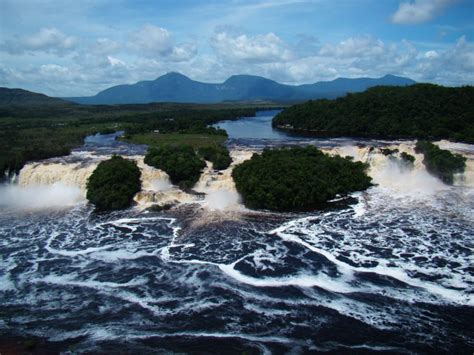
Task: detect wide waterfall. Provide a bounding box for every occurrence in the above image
[1,142,472,212]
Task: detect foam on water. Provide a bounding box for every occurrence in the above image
[1,140,474,352]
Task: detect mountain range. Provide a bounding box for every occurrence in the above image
[65,72,416,105]
[0,87,69,106]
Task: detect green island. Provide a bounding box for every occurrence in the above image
[0,100,277,178]
[86,155,141,211]
[198,145,232,170]
[232,146,372,211]
[144,145,206,189]
[415,141,466,184]
[400,152,416,164]
[273,84,474,143]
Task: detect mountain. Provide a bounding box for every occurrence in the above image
[0,87,70,106]
[65,72,416,105]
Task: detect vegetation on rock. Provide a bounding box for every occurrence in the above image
[415,141,466,184]
[273,84,474,143]
[380,148,399,156]
[144,145,206,189]
[198,145,232,170]
[232,146,372,211]
[86,155,141,211]
[400,152,415,164]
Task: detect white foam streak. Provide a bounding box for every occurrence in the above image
[219,263,356,292]
[270,216,473,305]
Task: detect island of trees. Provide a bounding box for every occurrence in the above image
[86,155,141,211]
[273,84,474,143]
[415,141,466,184]
[144,145,206,189]
[144,143,232,190]
[232,146,372,211]
[198,145,232,170]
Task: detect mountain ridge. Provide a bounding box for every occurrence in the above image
[0,87,70,106]
[65,72,416,105]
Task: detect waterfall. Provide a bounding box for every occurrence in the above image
[2,143,472,211]
[194,150,254,211]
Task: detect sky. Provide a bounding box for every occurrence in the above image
[0,0,473,96]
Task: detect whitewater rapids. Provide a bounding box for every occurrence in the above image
[1,138,473,353]
[2,141,473,212]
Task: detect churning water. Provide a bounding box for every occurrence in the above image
[1,112,473,353]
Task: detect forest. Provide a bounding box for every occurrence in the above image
[0,102,269,178]
[144,145,206,189]
[415,141,466,184]
[232,146,372,211]
[198,145,232,170]
[86,155,141,211]
[273,84,474,143]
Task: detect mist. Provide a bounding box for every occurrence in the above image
[0,182,84,210]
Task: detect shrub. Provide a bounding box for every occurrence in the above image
[87,155,141,211]
[415,141,466,184]
[198,144,232,170]
[144,145,205,189]
[380,148,399,156]
[400,151,415,164]
[232,146,372,211]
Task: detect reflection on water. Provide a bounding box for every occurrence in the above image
[80,130,147,156]
[213,110,293,140]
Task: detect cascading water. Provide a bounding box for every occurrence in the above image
[1,117,473,353]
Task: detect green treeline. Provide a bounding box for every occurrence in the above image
[86,155,141,211]
[273,84,474,143]
[0,102,266,178]
[232,146,372,211]
[198,145,232,170]
[415,141,466,184]
[144,145,206,189]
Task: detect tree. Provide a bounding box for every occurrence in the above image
[87,155,141,211]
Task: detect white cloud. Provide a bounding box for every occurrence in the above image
[1,28,472,97]
[129,24,197,62]
[1,27,77,55]
[424,50,439,58]
[107,56,125,67]
[92,38,121,55]
[319,37,385,58]
[210,31,293,63]
[391,0,456,25]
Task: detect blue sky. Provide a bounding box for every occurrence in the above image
[0,0,473,96]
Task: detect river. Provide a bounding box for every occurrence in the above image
[0,111,473,353]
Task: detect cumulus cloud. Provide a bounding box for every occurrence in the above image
[391,0,456,24]
[210,31,293,63]
[1,26,472,96]
[319,36,385,58]
[418,35,474,83]
[1,27,77,55]
[129,24,197,62]
[92,38,121,55]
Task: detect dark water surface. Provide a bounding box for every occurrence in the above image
[1,112,473,353]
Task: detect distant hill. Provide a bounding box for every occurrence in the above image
[65,72,415,105]
[0,87,69,106]
[273,84,474,143]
